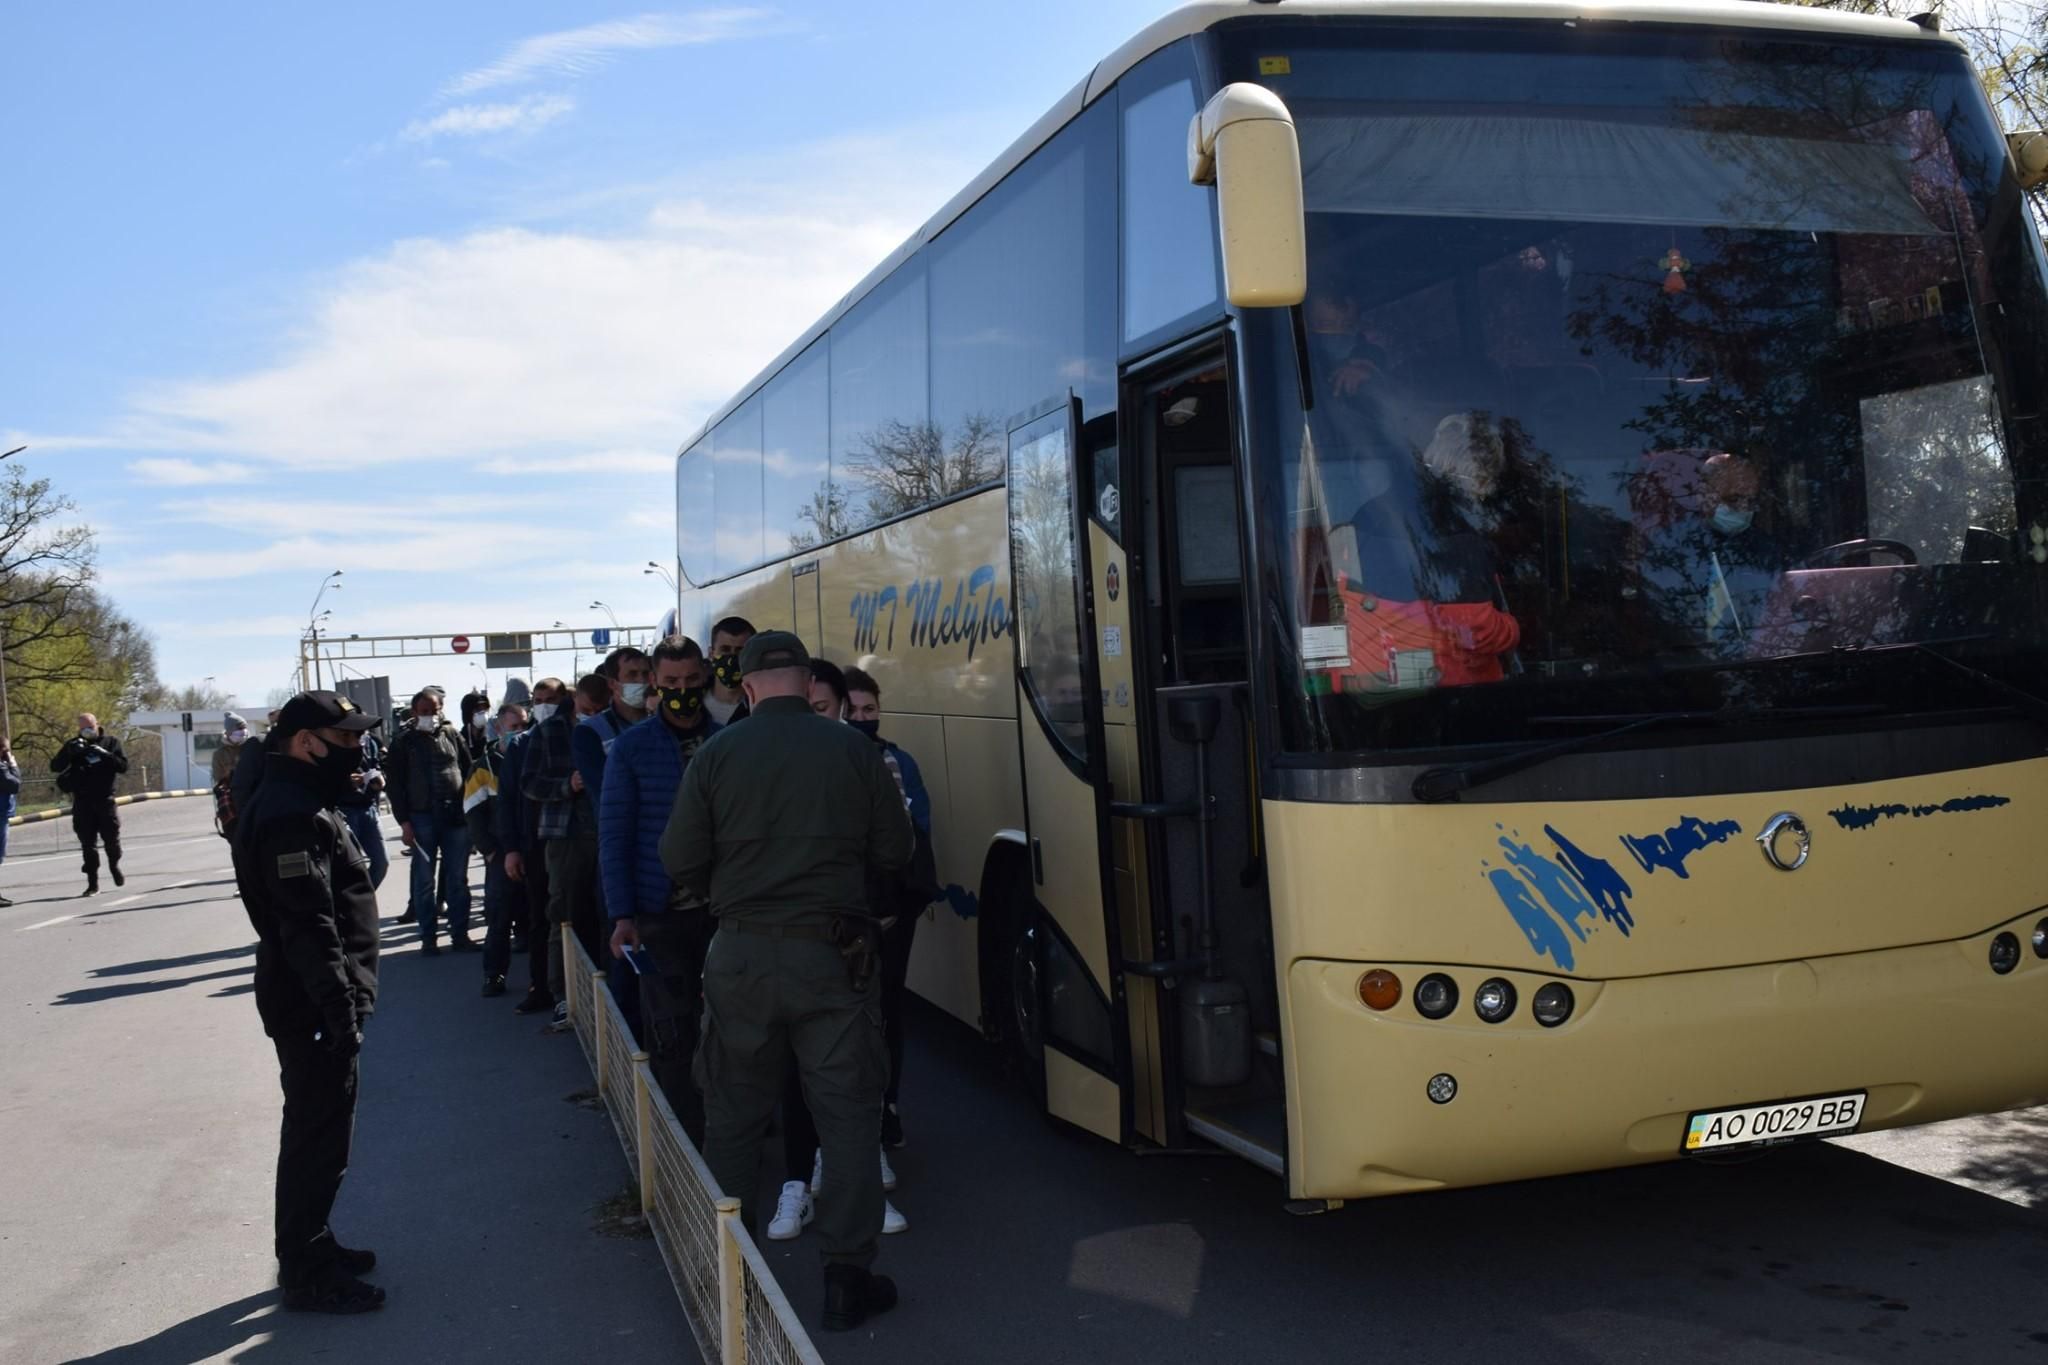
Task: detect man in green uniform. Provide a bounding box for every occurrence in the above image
[661,630,913,1332]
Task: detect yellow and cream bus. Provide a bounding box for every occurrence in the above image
[664,0,2048,1206]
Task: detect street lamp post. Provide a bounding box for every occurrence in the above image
[644,561,678,592]
[304,570,343,690]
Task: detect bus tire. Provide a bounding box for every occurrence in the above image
[977,848,1047,1112]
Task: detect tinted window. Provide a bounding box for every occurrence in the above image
[677,442,713,586]
[1121,43,1221,346]
[712,398,764,578]
[1009,407,1088,757]
[931,100,1118,479]
[830,263,929,535]
[765,339,832,555]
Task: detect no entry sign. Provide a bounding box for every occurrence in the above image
[451,635,472,654]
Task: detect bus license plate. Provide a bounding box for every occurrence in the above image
[1682,1092,1865,1153]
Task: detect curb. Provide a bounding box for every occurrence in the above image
[9,788,212,827]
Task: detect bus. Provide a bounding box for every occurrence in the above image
[663,0,2048,1206]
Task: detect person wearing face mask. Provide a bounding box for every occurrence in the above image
[212,713,255,841]
[333,725,388,893]
[570,646,651,817]
[383,690,474,954]
[523,673,610,1026]
[599,636,721,1135]
[1628,448,1774,654]
[228,690,385,1314]
[52,712,130,897]
[500,682,562,1016]
[704,617,755,725]
[476,701,528,998]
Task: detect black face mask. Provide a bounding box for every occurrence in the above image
[712,654,742,690]
[848,718,882,740]
[659,685,706,721]
[311,739,361,799]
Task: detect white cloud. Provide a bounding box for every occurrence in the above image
[126,457,261,486]
[401,94,576,143]
[474,450,674,475]
[443,9,784,96]
[69,130,973,472]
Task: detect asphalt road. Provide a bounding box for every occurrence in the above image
[0,796,688,1365]
[8,797,2048,1364]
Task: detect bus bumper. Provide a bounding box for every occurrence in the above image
[1282,908,2048,1199]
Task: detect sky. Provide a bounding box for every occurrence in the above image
[1,1,1170,712]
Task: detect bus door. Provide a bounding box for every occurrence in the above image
[1005,396,1128,1143]
[1121,345,1284,1176]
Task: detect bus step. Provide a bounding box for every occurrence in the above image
[1254,1030,1279,1058]
[1184,1099,1285,1177]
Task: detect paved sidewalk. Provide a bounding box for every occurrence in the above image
[0,798,694,1364]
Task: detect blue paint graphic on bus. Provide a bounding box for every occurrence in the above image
[1546,825,1636,935]
[1620,815,1744,879]
[940,884,979,920]
[1829,794,2011,830]
[851,564,1009,662]
[1485,823,1646,967]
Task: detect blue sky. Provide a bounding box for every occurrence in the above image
[2,1,1169,710]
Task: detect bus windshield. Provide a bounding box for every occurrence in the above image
[1227,22,2048,757]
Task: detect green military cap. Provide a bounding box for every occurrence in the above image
[738,629,810,675]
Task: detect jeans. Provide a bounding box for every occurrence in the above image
[481,850,514,979]
[340,806,388,890]
[407,806,472,942]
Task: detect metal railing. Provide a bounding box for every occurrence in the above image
[567,929,824,1365]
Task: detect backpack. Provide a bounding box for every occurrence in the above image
[55,766,76,795]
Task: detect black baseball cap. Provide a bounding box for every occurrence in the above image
[738,629,809,675]
[274,690,382,737]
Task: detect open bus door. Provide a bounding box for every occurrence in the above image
[1004,396,1130,1142]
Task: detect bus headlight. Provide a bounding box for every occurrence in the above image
[2032,919,2048,959]
[1413,973,1458,1020]
[1990,932,2021,975]
[1426,1073,1458,1104]
[1474,977,1517,1024]
[1357,969,1402,1011]
[1531,982,1575,1028]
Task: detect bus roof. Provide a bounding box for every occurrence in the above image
[680,0,1952,454]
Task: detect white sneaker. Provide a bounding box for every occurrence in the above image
[766,1181,813,1241]
[880,1147,897,1192]
[882,1199,908,1234]
[809,1149,823,1195]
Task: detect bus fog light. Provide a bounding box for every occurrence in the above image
[1531,982,1575,1027]
[1414,973,1458,1020]
[1990,932,2021,975]
[1426,1073,1457,1104]
[1474,977,1517,1023]
[2032,919,2048,959]
[1358,969,1402,1011]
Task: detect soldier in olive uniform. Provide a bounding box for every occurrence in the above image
[661,631,913,1332]
[232,691,386,1314]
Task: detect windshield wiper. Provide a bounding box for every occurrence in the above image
[1410,704,1885,804]
[1833,637,2048,732]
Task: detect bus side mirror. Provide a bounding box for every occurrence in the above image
[2011,131,2048,191]
[1188,83,1307,309]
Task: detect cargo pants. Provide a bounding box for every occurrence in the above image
[695,925,886,1268]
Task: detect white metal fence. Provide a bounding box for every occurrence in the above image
[565,929,825,1365]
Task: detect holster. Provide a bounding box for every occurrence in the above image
[830,915,881,993]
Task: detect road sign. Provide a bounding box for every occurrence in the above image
[591,628,612,648]
[451,635,471,654]
[485,633,534,670]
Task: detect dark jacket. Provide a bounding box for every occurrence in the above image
[52,732,129,803]
[572,704,639,813]
[232,754,380,1040]
[229,731,271,818]
[463,729,504,858]
[334,732,384,811]
[384,718,468,826]
[521,708,588,841]
[599,712,719,921]
[661,695,913,927]
[497,729,532,856]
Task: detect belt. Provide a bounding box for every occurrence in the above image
[717,920,838,943]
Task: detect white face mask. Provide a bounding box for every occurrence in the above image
[225,731,247,746]
[530,702,558,725]
[416,712,438,729]
[621,682,649,708]
[471,713,489,730]
[79,727,96,740]
[1711,503,1754,536]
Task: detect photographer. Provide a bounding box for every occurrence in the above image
[51,712,130,897]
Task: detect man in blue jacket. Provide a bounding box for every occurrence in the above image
[600,636,718,1140]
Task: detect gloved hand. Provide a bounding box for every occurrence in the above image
[320,1015,363,1060]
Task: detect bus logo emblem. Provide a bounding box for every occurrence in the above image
[1756,813,1811,872]
[1106,562,1120,602]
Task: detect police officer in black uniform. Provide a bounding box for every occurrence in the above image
[232,690,386,1314]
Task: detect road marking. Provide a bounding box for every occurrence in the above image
[19,914,78,931]
[104,892,149,907]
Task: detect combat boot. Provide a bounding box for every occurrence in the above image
[822,1264,897,1332]
[82,871,98,897]
[109,860,125,887]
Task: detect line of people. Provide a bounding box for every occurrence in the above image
[227,615,934,1330]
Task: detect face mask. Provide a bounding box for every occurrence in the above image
[530,702,558,725]
[712,654,742,689]
[471,713,489,730]
[225,731,246,746]
[621,682,649,708]
[310,739,360,798]
[849,718,882,740]
[416,712,437,729]
[1711,503,1754,535]
[658,685,706,720]
[79,727,97,740]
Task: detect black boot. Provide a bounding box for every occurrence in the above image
[822,1264,897,1332]
[82,872,98,897]
[281,1265,385,1314]
[331,1241,376,1275]
[109,861,125,888]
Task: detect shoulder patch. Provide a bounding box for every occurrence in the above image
[276,850,315,879]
